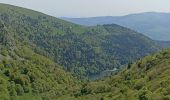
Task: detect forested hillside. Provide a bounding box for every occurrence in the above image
[0,20,80,99]
[63,48,170,100]
[0,3,160,79]
[0,3,169,100]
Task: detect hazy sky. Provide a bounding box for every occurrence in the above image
[0,0,170,17]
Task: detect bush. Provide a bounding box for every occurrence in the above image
[15,84,24,96]
[138,88,152,100]
[4,69,11,77]
[23,86,30,93]
[1,49,8,56]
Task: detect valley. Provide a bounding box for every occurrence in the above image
[0,3,160,79]
[0,3,169,100]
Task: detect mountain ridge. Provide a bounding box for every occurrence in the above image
[62,12,170,41]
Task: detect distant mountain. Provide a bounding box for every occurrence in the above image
[62,12,170,41]
[0,3,160,79]
[156,41,170,48]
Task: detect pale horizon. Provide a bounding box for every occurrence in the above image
[0,0,170,17]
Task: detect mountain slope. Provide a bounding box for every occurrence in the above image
[62,12,170,41]
[0,11,80,100]
[66,48,170,100]
[0,3,160,78]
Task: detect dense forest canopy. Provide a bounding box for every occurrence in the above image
[0,3,160,79]
[68,48,170,100]
[0,3,167,100]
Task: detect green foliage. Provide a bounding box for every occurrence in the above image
[0,28,79,99]
[0,3,159,79]
[64,49,170,99]
[0,3,165,100]
[15,84,24,96]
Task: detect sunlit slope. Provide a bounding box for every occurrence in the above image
[73,49,170,99]
[0,11,79,100]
